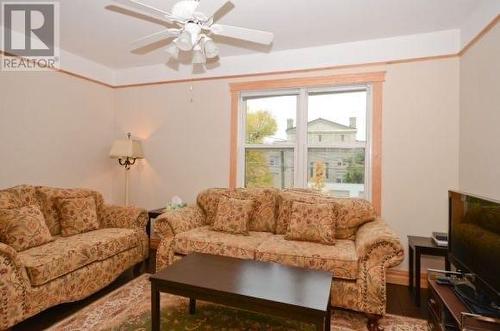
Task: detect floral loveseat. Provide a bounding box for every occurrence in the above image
[154,188,404,322]
[0,185,149,330]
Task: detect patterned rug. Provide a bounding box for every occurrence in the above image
[48,274,428,331]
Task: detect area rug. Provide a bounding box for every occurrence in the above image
[48,274,428,331]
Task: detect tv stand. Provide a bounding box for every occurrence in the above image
[428,279,500,330]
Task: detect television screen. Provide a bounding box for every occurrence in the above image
[449,191,500,303]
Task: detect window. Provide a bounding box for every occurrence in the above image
[230,72,384,211]
[239,86,370,199]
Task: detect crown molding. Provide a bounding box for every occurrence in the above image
[2,11,498,88]
[459,1,500,49]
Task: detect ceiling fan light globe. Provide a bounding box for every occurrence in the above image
[203,39,219,59]
[192,50,206,64]
[174,31,193,51]
[165,44,179,60]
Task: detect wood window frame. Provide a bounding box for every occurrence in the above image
[229,71,385,215]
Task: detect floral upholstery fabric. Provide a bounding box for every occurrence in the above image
[233,188,279,232]
[256,235,358,280]
[285,201,337,245]
[17,228,140,286]
[334,198,376,239]
[0,185,38,209]
[276,191,333,234]
[35,186,104,236]
[0,242,31,328]
[196,188,228,225]
[100,204,148,230]
[0,205,53,251]
[154,206,205,238]
[0,185,148,330]
[174,226,272,260]
[276,190,376,239]
[196,188,279,232]
[212,196,253,235]
[27,247,143,325]
[355,219,404,315]
[56,196,99,237]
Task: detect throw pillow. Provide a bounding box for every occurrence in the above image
[212,196,254,235]
[284,201,337,245]
[57,196,99,236]
[0,205,53,251]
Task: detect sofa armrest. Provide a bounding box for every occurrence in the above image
[354,219,404,315]
[154,206,205,272]
[355,219,404,265]
[100,204,148,230]
[154,206,205,238]
[0,243,30,329]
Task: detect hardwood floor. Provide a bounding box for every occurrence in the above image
[13,270,428,330]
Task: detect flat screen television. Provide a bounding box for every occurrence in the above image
[448,191,500,316]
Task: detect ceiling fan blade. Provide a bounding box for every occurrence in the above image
[195,0,230,19]
[131,29,180,48]
[210,24,274,45]
[113,0,175,23]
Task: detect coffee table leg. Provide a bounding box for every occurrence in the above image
[151,283,160,331]
[189,298,196,315]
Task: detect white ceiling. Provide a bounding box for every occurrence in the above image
[54,0,487,69]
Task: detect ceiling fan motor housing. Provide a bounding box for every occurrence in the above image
[171,0,200,20]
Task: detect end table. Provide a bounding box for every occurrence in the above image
[147,208,165,272]
[408,235,450,306]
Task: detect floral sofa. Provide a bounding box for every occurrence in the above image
[0,185,149,330]
[154,188,404,321]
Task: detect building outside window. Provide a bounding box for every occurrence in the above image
[240,86,370,199]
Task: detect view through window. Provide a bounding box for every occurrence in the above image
[242,87,369,199]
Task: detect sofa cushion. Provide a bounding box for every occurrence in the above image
[174,226,273,260]
[0,205,53,251]
[255,235,359,280]
[0,185,38,209]
[276,190,376,239]
[276,190,333,234]
[56,196,99,237]
[17,228,139,286]
[285,201,336,245]
[212,196,253,235]
[334,198,376,239]
[196,188,279,232]
[35,186,104,236]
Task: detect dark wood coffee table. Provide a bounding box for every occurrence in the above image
[150,253,333,331]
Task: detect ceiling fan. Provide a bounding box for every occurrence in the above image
[112,0,274,64]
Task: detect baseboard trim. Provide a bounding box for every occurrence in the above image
[387,269,428,289]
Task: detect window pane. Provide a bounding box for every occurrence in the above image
[307,148,365,198]
[307,90,367,197]
[245,148,294,189]
[245,95,297,145]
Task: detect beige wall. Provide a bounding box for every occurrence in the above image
[114,58,461,271]
[0,71,115,200]
[459,23,500,199]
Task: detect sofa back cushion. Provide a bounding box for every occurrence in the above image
[0,204,53,251]
[197,188,279,233]
[334,198,377,239]
[276,190,376,239]
[35,186,104,236]
[57,196,100,236]
[0,185,38,209]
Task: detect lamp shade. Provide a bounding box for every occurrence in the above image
[109,138,144,159]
